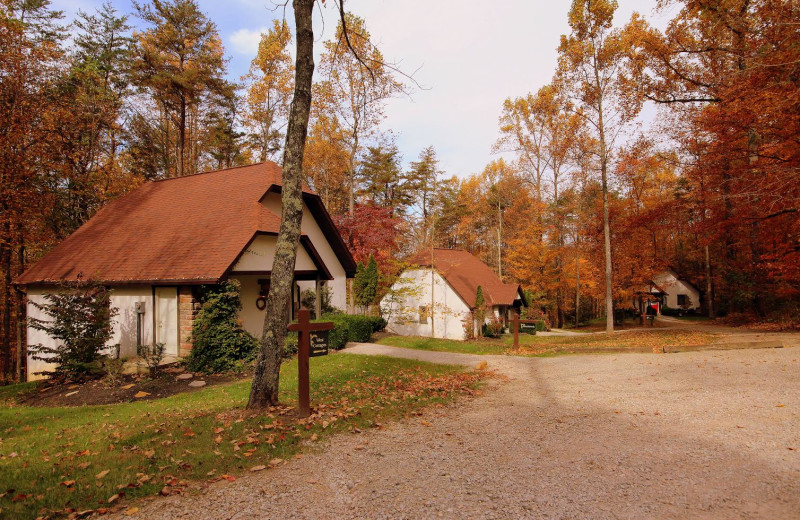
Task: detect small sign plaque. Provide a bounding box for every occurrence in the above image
[520,322,537,334]
[310,330,329,357]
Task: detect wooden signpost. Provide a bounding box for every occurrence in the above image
[512,313,540,349]
[288,308,334,418]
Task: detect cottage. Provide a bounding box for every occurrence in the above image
[632,269,701,314]
[15,162,356,380]
[380,249,525,340]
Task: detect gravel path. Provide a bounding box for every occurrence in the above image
[123,346,799,519]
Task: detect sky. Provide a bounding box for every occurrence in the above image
[51,0,671,178]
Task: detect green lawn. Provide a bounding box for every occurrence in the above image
[0,354,483,519]
[377,335,512,355]
[378,329,721,356]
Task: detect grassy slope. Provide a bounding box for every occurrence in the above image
[0,354,481,518]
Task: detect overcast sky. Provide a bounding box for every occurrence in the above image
[53,0,671,178]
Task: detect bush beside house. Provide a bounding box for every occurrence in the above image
[27,283,118,380]
[187,281,259,373]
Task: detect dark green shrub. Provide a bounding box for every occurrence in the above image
[187,281,259,373]
[534,319,548,332]
[28,282,118,380]
[284,333,299,358]
[369,316,387,332]
[320,313,374,346]
[324,316,350,350]
[354,254,379,310]
[344,315,373,342]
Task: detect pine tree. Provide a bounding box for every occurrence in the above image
[27,283,118,380]
[474,285,486,337]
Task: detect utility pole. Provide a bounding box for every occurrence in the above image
[430,173,437,338]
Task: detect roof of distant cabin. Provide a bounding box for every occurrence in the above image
[16,162,356,285]
[410,249,523,307]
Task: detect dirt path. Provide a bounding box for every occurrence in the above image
[123,346,799,519]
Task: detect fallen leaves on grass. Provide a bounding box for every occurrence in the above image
[3,363,486,518]
[515,330,721,355]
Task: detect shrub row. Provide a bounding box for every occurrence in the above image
[284,314,388,357]
[320,313,386,348]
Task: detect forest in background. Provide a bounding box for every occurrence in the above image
[1,0,798,379]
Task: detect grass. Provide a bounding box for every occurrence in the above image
[562,316,606,331]
[377,329,721,357]
[669,315,712,322]
[0,354,483,519]
[377,335,511,355]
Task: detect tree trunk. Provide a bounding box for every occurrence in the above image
[1,243,10,378]
[596,83,614,333]
[248,0,315,410]
[348,135,358,216]
[705,244,714,319]
[575,243,580,327]
[178,97,186,177]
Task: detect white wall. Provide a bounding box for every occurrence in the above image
[231,274,269,339]
[25,287,57,380]
[26,285,154,380]
[380,268,471,340]
[232,235,317,272]
[110,287,154,358]
[262,193,347,310]
[653,271,701,310]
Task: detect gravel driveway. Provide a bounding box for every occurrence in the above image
[124,345,799,519]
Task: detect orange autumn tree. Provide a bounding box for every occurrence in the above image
[242,19,294,162]
[556,0,646,331]
[631,0,800,319]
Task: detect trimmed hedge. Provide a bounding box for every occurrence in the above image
[285,313,386,354]
[321,313,372,344]
[369,316,388,332]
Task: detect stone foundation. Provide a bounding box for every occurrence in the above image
[178,286,200,357]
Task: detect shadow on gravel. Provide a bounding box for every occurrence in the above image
[512,350,799,518]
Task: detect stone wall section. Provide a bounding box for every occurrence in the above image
[178,286,200,357]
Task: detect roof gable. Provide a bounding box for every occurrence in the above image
[16,162,354,285]
[410,249,523,308]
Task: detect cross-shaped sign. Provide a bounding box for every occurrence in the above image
[288,308,334,418]
[512,312,539,348]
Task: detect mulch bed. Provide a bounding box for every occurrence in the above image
[16,365,252,407]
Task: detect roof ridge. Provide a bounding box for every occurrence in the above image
[150,161,277,183]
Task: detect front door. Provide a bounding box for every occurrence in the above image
[155,287,178,356]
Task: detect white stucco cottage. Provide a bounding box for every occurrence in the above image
[632,269,701,314]
[15,162,356,380]
[380,249,525,340]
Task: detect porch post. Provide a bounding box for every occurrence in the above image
[315,276,322,319]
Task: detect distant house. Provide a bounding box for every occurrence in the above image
[633,269,701,314]
[15,162,356,380]
[380,249,525,340]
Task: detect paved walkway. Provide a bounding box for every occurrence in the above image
[124,343,800,519]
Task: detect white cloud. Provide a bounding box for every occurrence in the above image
[318,0,657,177]
[230,27,267,56]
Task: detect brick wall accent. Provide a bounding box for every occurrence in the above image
[178,286,200,357]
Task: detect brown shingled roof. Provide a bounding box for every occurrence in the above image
[16,162,356,285]
[411,249,523,308]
